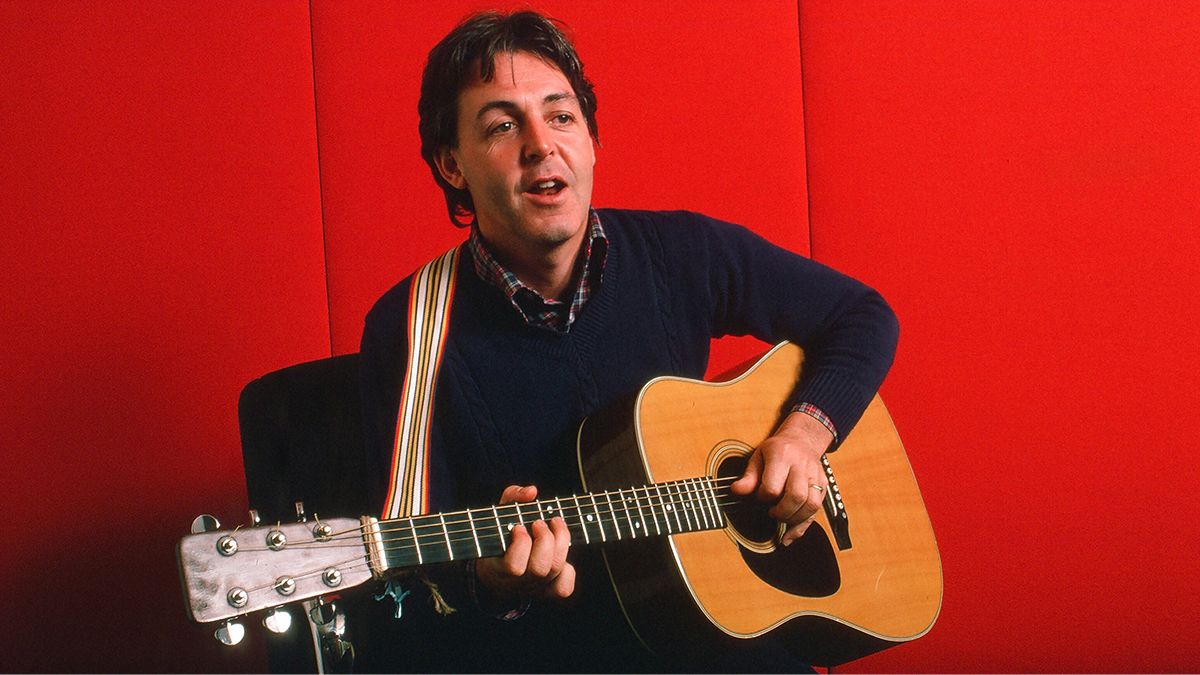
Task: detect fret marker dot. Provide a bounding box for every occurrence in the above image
[507,524,514,531]
[665,505,673,511]
[586,515,594,522]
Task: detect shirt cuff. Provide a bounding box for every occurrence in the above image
[465,559,532,621]
[792,401,838,442]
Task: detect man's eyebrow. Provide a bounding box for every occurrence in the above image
[544,92,577,106]
[474,92,578,121]
[475,100,518,121]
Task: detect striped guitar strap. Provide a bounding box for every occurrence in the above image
[382,246,461,520]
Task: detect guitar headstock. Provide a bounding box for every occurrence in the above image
[177,515,372,625]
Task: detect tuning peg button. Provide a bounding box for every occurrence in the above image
[191,514,220,534]
[214,619,245,646]
[263,608,293,634]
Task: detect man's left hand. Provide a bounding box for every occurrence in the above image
[729,411,834,546]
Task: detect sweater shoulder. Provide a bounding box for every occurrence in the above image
[363,273,414,334]
[595,207,719,233]
[595,207,735,250]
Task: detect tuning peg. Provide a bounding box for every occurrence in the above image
[191,514,220,534]
[248,508,261,526]
[214,619,245,646]
[295,500,307,522]
[262,607,293,634]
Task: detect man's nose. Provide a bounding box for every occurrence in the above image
[522,119,554,162]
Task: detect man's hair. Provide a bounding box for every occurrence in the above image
[418,10,599,226]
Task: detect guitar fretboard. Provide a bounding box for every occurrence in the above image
[375,477,729,570]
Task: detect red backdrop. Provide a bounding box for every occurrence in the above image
[802,2,1200,671]
[2,0,1197,671]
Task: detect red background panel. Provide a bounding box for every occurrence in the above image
[310,0,811,373]
[0,2,328,671]
[3,0,1199,671]
[800,1,1200,671]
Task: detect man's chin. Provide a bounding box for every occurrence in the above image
[523,210,588,244]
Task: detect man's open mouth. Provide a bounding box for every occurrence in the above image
[526,179,566,196]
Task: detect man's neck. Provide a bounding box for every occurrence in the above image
[479,226,589,302]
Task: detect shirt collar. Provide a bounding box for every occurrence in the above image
[468,210,607,332]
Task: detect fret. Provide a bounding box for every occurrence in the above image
[674,481,694,532]
[641,485,661,536]
[535,499,546,521]
[631,487,648,535]
[678,479,698,530]
[572,495,591,544]
[465,508,482,557]
[589,493,607,542]
[439,513,454,561]
[700,475,715,528]
[377,517,416,569]
[688,480,706,530]
[655,484,677,533]
[491,505,506,552]
[690,479,712,530]
[614,487,633,535]
[515,502,526,527]
[705,478,725,528]
[618,488,638,538]
[409,518,424,564]
[604,490,623,540]
[680,480,699,529]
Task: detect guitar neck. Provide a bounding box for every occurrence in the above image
[373,477,730,571]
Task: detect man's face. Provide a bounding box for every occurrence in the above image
[437,51,595,261]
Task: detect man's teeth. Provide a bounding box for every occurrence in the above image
[537,181,557,189]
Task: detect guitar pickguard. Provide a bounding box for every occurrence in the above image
[714,450,841,598]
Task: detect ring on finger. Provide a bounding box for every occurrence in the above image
[809,484,825,493]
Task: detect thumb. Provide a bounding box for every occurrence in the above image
[729,452,762,496]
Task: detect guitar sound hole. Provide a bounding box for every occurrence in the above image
[717,454,841,598]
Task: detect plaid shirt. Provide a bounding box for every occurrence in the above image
[467,211,837,440]
[467,210,607,334]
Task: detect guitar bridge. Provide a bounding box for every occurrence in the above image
[822,454,852,550]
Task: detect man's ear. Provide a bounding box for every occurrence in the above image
[434,147,468,190]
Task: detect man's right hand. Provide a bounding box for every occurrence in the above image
[474,485,575,603]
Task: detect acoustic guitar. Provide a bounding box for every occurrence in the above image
[177,342,941,666]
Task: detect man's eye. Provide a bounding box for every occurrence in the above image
[552,113,574,124]
[491,121,515,134]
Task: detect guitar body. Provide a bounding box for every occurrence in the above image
[577,342,942,666]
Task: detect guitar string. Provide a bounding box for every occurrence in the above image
[235,493,748,597]
[231,493,758,559]
[232,484,800,599]
[248,478,744,547]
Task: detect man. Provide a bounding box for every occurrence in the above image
[358,10,898,672]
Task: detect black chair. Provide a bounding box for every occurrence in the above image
[238,353,367,673]
[237,353,491,673]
